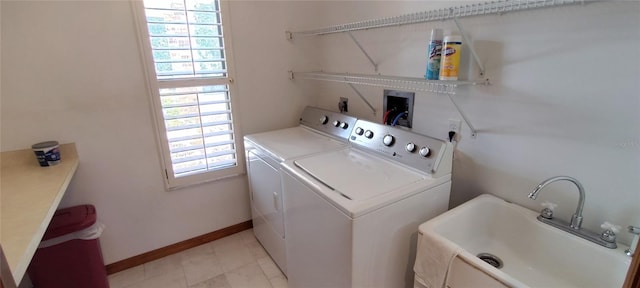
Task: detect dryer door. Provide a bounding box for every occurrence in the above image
[247,150,284,238]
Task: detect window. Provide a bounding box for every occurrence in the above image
[133,0,243,189]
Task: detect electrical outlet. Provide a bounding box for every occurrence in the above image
[339,97,348,113]
[448,119,461,134]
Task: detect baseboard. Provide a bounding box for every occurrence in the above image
[105,220,253,275]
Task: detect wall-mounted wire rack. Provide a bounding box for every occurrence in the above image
[289,71,480,95]
[286,0,588,138]
[290,71,483,137]
[286,0,584,38]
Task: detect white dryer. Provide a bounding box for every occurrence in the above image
[281,120,453,288]
[244,106,357,275]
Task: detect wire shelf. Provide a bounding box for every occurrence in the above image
[290,71,483,95]
[287,0,584,37]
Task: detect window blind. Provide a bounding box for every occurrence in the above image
[144,0,226,79]
[141,0,238,180]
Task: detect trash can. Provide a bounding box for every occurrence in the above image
[27,205,109,288]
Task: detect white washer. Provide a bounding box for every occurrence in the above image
[244,106,357,275]
[281,120,453,288]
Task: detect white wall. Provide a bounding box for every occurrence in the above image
[227,1,323,134]
[0,0,318,266]
[310,1,640,245]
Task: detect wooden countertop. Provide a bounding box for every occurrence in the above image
[0,143,78,288]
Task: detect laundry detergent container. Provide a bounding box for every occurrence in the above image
[27,205,109,288]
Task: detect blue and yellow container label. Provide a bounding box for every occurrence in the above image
[439,41,462,80]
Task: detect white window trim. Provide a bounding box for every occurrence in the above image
[130,0,245,190]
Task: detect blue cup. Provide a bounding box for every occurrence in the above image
[32,141,61,167]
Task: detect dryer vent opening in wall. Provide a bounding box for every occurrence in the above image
[383,90,414,128]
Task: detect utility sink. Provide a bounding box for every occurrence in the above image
[418,194,631,287]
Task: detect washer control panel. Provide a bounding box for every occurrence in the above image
[349,120,447,174]
[300,106,357,140]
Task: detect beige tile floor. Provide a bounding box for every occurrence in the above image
[107,229,288,288]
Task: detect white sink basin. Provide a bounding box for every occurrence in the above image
[418,194,631,288]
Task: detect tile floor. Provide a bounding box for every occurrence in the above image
[107,229,288,288]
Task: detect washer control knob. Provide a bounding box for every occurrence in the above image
[406,143,416,153]
[383,135,395,146]
[319,116,329,125]
[364,130,374,139]
[355,127,364,135]
[339,122,349,129]
[419,147,431,158]
[333,120,341,127]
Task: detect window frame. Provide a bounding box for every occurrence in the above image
[131,0,245,189]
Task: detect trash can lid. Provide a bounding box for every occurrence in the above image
[43,205,97,241]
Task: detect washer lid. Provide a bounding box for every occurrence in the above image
[245,127,347,161]
[293,149,425,201]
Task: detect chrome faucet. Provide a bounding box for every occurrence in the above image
[529,176,585,229]
[528,176,617,249]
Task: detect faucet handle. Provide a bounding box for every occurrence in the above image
[539,201,557,219]
[601,222,621,233]
[626,225,640,256]
[600,222,621,244]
